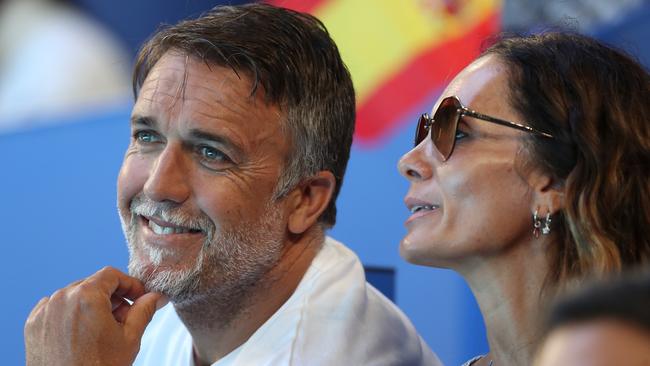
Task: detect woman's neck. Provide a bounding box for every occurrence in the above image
[458,237,553,366]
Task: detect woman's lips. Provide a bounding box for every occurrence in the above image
[405,205,440,225]
[404,196,441,226]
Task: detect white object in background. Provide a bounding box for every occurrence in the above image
[0,0,131,133]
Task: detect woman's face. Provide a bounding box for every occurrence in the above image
[398,55,538,269]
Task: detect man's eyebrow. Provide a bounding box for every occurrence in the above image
[130,115,157,128]
[188,129,243,156]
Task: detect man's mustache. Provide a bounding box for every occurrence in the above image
[129,195,215,238]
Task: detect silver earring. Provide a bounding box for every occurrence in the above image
[542,211,552,235]
[532,209,541,238]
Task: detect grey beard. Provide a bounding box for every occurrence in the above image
[119,194,286,327]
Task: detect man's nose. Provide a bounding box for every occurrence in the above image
[143,144,191,203]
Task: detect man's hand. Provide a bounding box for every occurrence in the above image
[24,266,167,366]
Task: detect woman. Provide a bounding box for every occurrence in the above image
[398,32,650,366]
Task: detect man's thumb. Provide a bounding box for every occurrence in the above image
[124,292,165,340]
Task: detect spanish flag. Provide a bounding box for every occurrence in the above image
[266,0,501,146]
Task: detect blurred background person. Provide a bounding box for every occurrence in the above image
[535,271,650,366]
[0,0,130,132]
[398,31,650,366]
[503,0,645,34]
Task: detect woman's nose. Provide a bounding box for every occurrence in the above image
[397,144,433,182]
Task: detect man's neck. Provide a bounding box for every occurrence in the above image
[176,232,324,366]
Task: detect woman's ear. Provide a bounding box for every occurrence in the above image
[527,169,564,214]
[285,171,335,235]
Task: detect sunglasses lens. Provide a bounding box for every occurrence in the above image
[431,97,460,160]
[414,114,430,147]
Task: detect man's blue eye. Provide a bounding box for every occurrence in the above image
[135,131,158,143]
[455,130,468,141]
[200,146,225,161]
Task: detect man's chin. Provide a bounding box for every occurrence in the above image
[128,259,200,301]
[128,246,187,276]
[127,260,154,281]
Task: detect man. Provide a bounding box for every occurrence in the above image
[24,4,441,366]
[535,271,650,366]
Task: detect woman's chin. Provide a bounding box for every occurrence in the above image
[400,238,433,266]
[399,237,458,269]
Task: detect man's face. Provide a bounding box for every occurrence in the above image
[116,51,292,305]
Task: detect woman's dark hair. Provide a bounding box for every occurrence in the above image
[483,32,650,286]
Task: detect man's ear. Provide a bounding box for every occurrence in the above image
[285,171,335,235]
[527,169,564,214]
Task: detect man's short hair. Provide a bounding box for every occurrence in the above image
[132,4,356,227]
[545,271,650,334]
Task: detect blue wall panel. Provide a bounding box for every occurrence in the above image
[1,110,132,365]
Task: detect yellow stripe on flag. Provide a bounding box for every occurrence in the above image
[314,0,501,104]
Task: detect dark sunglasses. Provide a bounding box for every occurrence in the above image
[415,96,554,161]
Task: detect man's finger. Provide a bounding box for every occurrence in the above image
[123,292,163,341]
[27,296,49,319]
[85,266,147,301]
[25,296,50,338]
[61,279,86,291]
[113,302,131,323]
[111,294,129,311]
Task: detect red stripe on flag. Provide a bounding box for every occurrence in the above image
[265,0,327,14]
[355,12,501,146]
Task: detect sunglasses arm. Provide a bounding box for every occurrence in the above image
[461,108,554,139]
